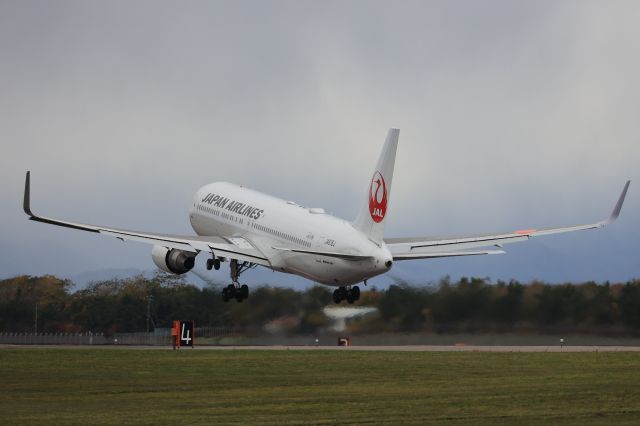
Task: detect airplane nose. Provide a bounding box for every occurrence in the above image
[385,259,393,269]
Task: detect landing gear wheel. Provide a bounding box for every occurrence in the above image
[235,284,249,302]
[207,258,222,271]
[333,287,349,304]
[333,289,342,304]
[339,287,348,301]
[222,284,236,302]
[352,286,360,301]
[333,286,361,304]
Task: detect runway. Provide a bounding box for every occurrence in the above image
[200,345,640,352]
[3,344,640,352]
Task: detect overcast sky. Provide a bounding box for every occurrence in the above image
[1,0,638,287]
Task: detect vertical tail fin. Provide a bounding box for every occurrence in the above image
[352,128,399,244]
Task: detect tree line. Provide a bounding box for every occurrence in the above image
[1,274,640,336]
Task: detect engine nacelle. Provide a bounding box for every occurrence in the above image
[151,245,196,275]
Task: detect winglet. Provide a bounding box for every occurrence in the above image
[23,171,33,217]
[603,180,630,226]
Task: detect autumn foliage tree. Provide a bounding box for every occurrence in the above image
[1,273,640,336]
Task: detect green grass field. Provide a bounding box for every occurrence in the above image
[1,348,639,425]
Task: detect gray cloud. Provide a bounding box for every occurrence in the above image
[1,0,638,282]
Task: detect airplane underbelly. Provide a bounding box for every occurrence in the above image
[283,254,382,286]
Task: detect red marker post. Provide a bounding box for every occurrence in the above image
[172,320,180,350]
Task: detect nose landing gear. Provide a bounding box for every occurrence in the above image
[333,285,361,304]
[206,257,221,270]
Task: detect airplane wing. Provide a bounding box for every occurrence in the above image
[23,172,271,267]
[385,181,630,261]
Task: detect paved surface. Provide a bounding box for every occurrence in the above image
[3,344,640,352]
[205,345,640,352]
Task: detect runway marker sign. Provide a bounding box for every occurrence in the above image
[172,320,195,349]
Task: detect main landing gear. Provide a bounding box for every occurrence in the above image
[222,283,249,303]
[333,286,361,304]
[222,259,256,303]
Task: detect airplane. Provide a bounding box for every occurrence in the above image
[23,129,630,304]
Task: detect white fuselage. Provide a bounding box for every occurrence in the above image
[188,182,392,286]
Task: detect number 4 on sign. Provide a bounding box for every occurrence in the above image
[181,323,191,345]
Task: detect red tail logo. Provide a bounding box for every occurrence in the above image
[369,171,387,223]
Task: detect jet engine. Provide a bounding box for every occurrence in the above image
[151,245,196,274]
